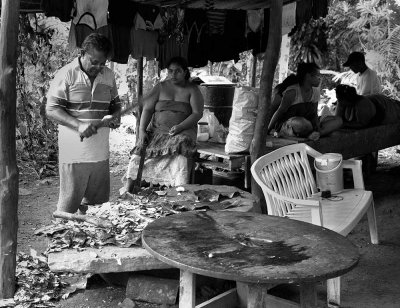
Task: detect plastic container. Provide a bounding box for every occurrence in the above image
[198,122,209,134]
[197,132,209,142]
[314,153,343,194]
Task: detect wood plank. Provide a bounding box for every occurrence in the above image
[250,0,282,214]
[48,247,171,273]
[0,0,21,298]
[306,124,400,159]
[179,270,195,308]
[196,288,238,308]
[197,141,248,159]
[265,123,400,160]
[327,277,340,308]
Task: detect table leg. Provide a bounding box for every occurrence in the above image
[247,283,266,308]
[179,270,196,308]
[244,155,251,190]
[299,282,317,308]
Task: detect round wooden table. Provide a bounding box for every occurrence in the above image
[142,211,359,308]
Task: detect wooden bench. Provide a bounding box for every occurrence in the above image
[266,122,400,160]
[196,141,251,189]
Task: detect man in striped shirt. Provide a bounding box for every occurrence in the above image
[46,33,121,214]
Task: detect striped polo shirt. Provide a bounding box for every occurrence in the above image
[47,57,119,163]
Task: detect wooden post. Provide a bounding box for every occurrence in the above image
[135,57,144,144]
[250,0,282,213]
[0,0,20,298]
[251,55,257,87]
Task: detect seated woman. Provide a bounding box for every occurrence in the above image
[335,84,400,128]
[124,57,204,190]
[271,74,298,115]
[268,63,342,140]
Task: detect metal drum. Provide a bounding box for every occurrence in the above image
[199,84,235,127]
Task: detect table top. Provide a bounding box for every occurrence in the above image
[197,141,249,158]
[142,211,359,284]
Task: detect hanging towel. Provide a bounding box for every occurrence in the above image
[73,0,108,29]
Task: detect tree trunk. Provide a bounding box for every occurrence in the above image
[250,0,282,213]
[0,0,20,298]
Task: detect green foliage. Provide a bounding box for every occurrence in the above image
[17,14,75,178]
[324,0,400,99]
[325,1,359,71]
[289,18,328,70]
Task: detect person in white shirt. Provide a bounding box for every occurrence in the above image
[343,51,381,95]
[46,33,121,214]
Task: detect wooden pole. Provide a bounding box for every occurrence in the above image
[0,0,21,298]
[251,55,257,87]
[135,57,144,144]
[250,0,282,213]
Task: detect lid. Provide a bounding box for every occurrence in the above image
[197,75,235,86]
[315,153,342,168]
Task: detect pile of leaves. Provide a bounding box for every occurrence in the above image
[35,187,245,253]
[8,251,87,308]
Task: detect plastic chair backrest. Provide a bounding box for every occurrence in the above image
[251,143,319,216]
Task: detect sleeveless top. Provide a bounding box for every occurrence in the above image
[131,100,197,158]
[278,84,320,129]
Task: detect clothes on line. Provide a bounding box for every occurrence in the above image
[45,2,271,65]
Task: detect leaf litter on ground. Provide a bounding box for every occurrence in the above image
[12,249,89,308]
[34,187,245,254]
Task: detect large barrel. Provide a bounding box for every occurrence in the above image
[200,84,235,127]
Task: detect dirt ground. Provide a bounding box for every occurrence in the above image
[17,116,400,308]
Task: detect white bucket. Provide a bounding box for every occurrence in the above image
[314,153,343,194]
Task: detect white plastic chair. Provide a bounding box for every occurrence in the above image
[251,143,378,308]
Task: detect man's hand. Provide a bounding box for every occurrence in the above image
[78,122,98,139]
[99,115,120,129]
[108,115,121,129]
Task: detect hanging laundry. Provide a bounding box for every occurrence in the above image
[282,2,296,35]
[68,9,111,51]
[206,10,226,35]
[135,4,163,31]
[159,7,185,44]
[109,24,131,64]
[184,9,209,68]
[246,9,263,34]
[108,0,138,27]
[130,8,163,60]
[72,0,108,29]
[40,0,74,22]
[246,8,270,56]
[130,29,159,60]
[207,10,247,63]
[159,35,189,69]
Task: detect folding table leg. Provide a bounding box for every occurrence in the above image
[179,270,196,308]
